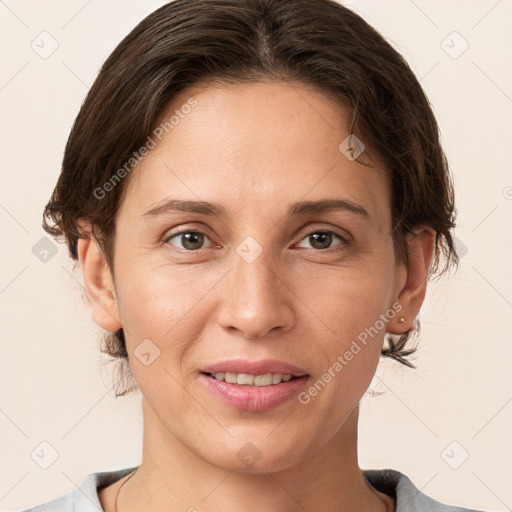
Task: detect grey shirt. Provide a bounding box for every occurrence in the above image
[19,466,484,511]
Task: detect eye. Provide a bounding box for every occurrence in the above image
[164,229,213,251]
[296,229,349,251]
[163,228,349,252]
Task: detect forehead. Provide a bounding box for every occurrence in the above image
[120,81,391,231]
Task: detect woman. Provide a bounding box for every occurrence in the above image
[22,0,483,510]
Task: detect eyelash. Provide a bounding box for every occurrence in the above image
[162,228,350,253]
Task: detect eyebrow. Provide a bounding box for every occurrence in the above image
[141,197,371,220]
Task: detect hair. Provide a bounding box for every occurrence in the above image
[43,0,458,397]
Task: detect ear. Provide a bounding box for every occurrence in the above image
[76,223,122,332]
[387,226,436,334]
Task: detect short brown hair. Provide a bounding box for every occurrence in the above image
[43,0,459,397]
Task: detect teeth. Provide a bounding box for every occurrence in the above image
[254,374,272,386]
[210,372,295,386]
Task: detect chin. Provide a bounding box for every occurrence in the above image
[218,455,299,475]
[203,438,306,475]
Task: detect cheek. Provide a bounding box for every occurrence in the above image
[113,261,226,398]
[307,265,395,350]
[297,261,396,404]
[296,277,390,426]
[115,261,212,337]
[116,264,207,412]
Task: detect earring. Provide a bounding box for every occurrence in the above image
[398,317,406,324]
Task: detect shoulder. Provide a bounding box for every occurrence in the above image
[16,466,487,512]
[16,467,137,512]
[16,492,72,512]
[362,468,486,512]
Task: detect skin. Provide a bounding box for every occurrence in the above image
[77,80,435,512]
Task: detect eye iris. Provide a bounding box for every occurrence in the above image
[181,232,204,250]
[309,232,332,250]
[171,231,339,251]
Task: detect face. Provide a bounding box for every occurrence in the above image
[83,80,425,473]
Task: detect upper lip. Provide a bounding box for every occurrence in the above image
[201,359,308,377]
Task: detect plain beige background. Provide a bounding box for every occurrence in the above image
[1,1,511,511]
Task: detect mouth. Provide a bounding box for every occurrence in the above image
[199,371,310,413]
[200,358,308,380]
[202,371,301,386]
[198,359,310,412]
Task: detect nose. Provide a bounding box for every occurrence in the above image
[216,250,295,340]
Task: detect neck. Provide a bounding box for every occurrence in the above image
[117,400,391,512]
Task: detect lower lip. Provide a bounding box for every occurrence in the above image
[200,373,309,412]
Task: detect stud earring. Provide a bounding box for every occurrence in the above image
[398,317,406,324]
